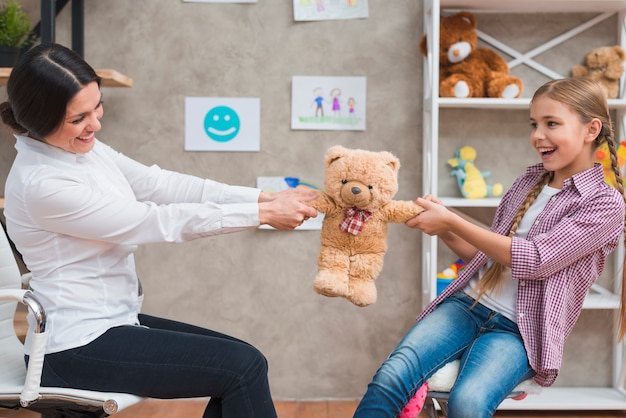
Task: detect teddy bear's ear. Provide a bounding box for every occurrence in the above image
[325,145,349,167]
[456,11,476,29]
[614,45,626,61]
[380,151,401,173]
[419,35,428,56]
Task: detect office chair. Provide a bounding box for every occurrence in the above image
[422,359,540,418]
[0,225,145,418]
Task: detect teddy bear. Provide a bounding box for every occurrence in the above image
[571,45,626,99]
[307,145,424,307]
[419,11,523,99]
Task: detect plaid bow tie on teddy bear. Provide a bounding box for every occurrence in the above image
[340,207,373,235]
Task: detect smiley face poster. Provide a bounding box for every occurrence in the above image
[185,97,260,152]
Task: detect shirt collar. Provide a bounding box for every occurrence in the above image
[526,162,605,198]
[14,134,94,164]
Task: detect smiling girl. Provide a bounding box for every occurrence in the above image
[353,77,626,418]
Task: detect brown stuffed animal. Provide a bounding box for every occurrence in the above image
[420,11,523,99]
[571,45,626,99]
[307,146,424,307]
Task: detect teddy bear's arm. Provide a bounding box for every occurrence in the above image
[571,65,589,77]
[381,200,425,223]
[305,190,336,214]
[477,48,509,73]
[604,64,624,80]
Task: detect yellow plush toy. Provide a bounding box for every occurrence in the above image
[307,145,424,307]
[419,11,523,98]
[571,45,626,99]
[595,140,626,187]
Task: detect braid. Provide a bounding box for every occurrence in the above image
[605,136,626,340]
[472,171,552,302]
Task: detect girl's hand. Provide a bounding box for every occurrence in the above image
[406,196,454,236]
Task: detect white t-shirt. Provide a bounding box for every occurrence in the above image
[465,184,561,322]
[4,135,261,354]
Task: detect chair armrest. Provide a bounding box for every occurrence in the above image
[0,288,49,407]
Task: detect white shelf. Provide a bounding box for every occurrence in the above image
[499,387,626,410]
[422,0,626,410]
[441,0,626,13]
[435,98,626,110]
[440,197,500,207]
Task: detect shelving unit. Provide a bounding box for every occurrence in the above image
[0,68,133,88]
[422,0,626,410]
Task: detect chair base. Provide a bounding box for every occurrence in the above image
[423,390,525,418]
[0,397,115,418]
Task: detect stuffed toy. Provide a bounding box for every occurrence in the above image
[572,45,626,99]
[448,146,503,199]
[307,145,424,307]
[595,139,626,187]
[419,11,523,99]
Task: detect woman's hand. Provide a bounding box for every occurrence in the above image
[258,187,319,230]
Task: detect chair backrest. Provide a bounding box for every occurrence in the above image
[0,225,28,386]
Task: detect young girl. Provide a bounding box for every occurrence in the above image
[353,77,626,418]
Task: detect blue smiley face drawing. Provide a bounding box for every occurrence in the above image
[203,106,241,142]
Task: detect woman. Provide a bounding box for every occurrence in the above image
[1,42,318,418]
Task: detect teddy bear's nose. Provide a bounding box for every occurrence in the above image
[352,187,361,195]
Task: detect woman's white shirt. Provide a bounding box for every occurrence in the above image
[4,135,261,354]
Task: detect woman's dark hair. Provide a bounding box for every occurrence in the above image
[0,42,101,139]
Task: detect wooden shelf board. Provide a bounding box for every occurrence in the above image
[0,68,132,88]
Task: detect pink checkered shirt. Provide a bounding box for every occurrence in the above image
[418,163,625,386]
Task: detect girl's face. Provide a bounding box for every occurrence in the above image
[529,95,601,186]
[44,81,103,154]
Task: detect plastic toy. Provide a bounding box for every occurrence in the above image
[448,146,503,199]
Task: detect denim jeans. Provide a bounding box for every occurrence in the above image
[353,292,535,418]
[33,314,277,418]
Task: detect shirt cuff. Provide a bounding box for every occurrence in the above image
[221,202,260,227]
[223,185,262,204]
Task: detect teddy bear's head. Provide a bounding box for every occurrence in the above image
[323,145,400,212]
[420,11,477,66]
[582,45,626,77]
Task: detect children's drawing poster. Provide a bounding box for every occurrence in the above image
[291,76,366,131]
[256,176,325,230]
[184,0,256,3]
[293,0,369,21]
[185,97,260,152]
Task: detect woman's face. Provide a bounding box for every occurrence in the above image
[44,81,103,154]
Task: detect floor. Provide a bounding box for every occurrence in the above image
[3,400,626,418]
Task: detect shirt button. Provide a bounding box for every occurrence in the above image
[519,313,525,319]
[535,220,540,225]
[520,280,526,286]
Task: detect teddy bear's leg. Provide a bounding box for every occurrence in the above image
[440,75,473,98]
[346,252,385,307]
[487,74,522,99]
[314,246,351,298]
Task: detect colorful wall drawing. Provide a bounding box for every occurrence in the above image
[291,75,366,131]
[256,176,325,230]
[293,0,368,21]
[185,97,260,152]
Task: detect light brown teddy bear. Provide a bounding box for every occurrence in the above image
[571,45,626,99]
[307,146,424,307]
[420,11,523,99]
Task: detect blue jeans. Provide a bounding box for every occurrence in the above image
[353,292,535,418]
[33,314,277,418]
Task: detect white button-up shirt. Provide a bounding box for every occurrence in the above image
[4,135,261,354]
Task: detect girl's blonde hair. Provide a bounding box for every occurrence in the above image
[472,78,626,340]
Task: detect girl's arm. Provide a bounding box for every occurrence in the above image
[408,196,512,266]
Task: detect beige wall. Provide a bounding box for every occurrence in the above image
[0,1,619,400]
